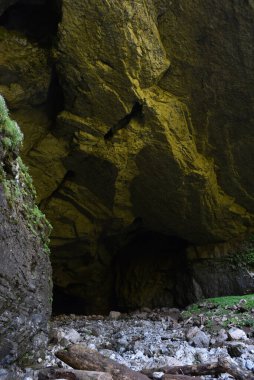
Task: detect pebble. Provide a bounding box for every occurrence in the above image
[152,372,164,379]
[63,328,81,343]
[245,359,254,370]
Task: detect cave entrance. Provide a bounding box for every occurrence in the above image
[112,231,189,312]
[0,0,62,47]
[51,230,190,316]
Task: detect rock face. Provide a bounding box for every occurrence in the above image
[1,0,254,313]
[0,96,52,365]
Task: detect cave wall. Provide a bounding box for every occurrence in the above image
[1,0,254,313]
[0,96,52,366]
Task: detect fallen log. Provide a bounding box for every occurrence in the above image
[142,356,253,380]
[56,345,151,380]
[164,376,201,380]
[38,371,196,380]
[38,367,113,380]
[218,356,254,380]
[56,345,200,380]
[38,368,113,379]
[142,363,219,378]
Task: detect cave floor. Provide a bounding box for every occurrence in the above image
[17,296,254,380]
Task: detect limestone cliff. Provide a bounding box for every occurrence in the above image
[1,0,254,313]
[0,95,52,365]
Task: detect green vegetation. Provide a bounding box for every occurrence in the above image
[182,294,254,330]
[0,96,23,151]
[0,94,51,254]
[207,294,254,308]
[0,94,8,122]
[228,235,254,268]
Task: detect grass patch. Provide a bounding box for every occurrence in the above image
[207,294,254,309]
[182,294,254,330]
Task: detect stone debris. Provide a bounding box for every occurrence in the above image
[41,308,253,380]
[1,307,254,379]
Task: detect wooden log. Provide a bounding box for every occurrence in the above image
[38,367,113,380]
[142,356,253,380]
[56,345,151,380]
[164,377,201,380]
[142,363,219,377]
[218,356,253,380]
[55,346,199,380]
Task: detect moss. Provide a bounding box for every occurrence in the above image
[228,236,254,268]
[182,294,254,330]
[207,294,254,309]
[0,95,9,122]
[0,94,52,254]
[184,294,254,314]
[0,95,23,152]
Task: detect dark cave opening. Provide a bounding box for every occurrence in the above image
[52,285,90,316]
[0,0,62,47]
[112,231,189,312]
[51,230,190,316]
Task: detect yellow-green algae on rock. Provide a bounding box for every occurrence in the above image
[53,0,253,244]
[1,0,254,312]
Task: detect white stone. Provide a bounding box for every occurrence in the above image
[152,372,164,379]
[63,328,81,343]
[109,311,121,320]
[228,328,248,341]
[245,359,254,370]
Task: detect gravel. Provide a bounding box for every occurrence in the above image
[2,307,254,379]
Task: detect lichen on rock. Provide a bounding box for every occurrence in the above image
[0,94,52,366]
[1,0,254,313]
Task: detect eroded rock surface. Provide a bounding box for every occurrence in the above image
[1,0,254,312]
[0,96,52,366]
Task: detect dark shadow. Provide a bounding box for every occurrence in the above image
[104,101,143,140]
[46,65,65,122]
[0,0,62,47]
[112,231,188,311]
[52,285,89,315]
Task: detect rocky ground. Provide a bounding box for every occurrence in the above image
[3,295,254,379]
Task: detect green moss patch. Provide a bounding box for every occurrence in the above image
[207,294,254,309]
[0,94,51,253]
[182,294,254,331]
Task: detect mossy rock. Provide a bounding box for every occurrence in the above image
[0,94,52,366]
